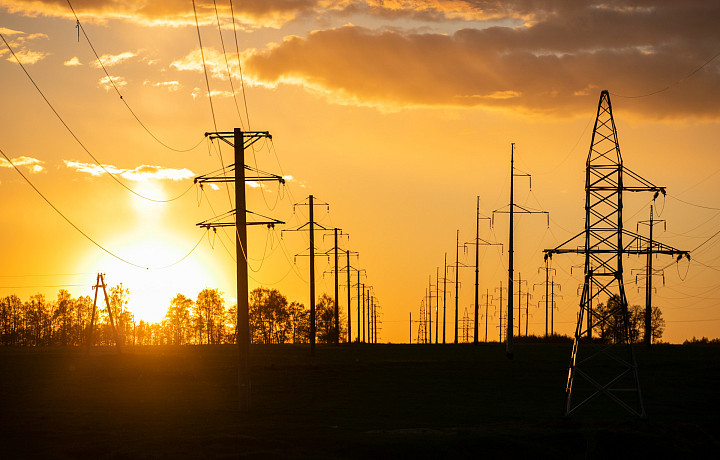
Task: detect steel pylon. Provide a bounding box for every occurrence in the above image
[545,91,688,417]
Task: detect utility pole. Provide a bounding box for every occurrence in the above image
[517,272,528,337]
[443,253,447,344]
[351,268,366,343]
[322,229,348,344]
[448,230,472,344]
[637,205,667,347]
[195,129,283,411]
[282,195,331,356]
[343,249,359,343]
[482,290,495,342]
[535,261,557,337]
[87,273,120,351]
[435,267,440,344]
[464,197,500,345]
[495,281,505,342]
[493,143,548,359]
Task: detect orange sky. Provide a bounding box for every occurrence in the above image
[1,0,719,343]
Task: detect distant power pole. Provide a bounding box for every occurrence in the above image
[464,196,500,345]
[195,129,283,411]
[492,143,548,359]
[637,205,667,347]
[343,249,360,342]
[495,281,506,342]
[87,273,120,351]
[535,260,557,337]
[448,230,472,344]
[282,194,331,356]
[482,290,495,342]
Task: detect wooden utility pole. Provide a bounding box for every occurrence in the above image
[87,273,120,350]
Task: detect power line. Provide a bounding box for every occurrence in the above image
[611,49,720,99]
[65,0,205,153]
[229,0,252,130]
[0,32,195,204]
[212,0,245,130]
[1,146,207,270]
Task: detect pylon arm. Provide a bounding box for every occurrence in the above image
[196,209,284,229]
[195,163,285,184]
[205,131,271,149]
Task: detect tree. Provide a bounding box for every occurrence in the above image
[165,294,193,345]
[288,301,308,344]
[629,304,665,343]
[108,284,130,346]
[195,288,225,344]
[316,293,345,344]
[249,287,291,344]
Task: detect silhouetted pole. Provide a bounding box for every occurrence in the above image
[454,229,460,344]
[508,144,514,358]
[333,228,340,344]
[409,312,412,343]
[356,273,361,342]
[435,266,439,344]
[428,275,433,344]
[485,289,491,342]
[235,129,251,407]
[517,272,522,337]
[646,207,653,347]
[346,249,351,343]
[443,253,447,344]
[495,281,503,342]
[362,283,365,343]
[525,289,530,336]
[309,195,316,355]
[474,196,480,344]
[551,280,555,335]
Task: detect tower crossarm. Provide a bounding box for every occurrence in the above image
[622,229,690,259]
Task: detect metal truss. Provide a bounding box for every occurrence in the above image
[544,91,689,417]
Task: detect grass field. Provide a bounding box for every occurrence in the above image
[1,343,719,458]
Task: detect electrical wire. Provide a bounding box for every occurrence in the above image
[2,146,207,270]
[212,0,245,130]
[65,0,205,153]
[611,49,720,99]
[229,0,252,130]
[0,32,195,204]
[192,0,219,134]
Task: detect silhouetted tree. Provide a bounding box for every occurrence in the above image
[165,294,193,345]
[249,287,291,344]
[195,288,225,344]
[288,301,308,344]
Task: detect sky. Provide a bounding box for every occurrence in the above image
[1,0,719,344]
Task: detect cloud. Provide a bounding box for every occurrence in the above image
[91,51,136,68]
[98,75,127,91]
[64,56,81,66]
[0,155,44,173]
[1,26,49,64]
[0,0,323,29]
[65,161,194,181]
[242,2,720,118]
[143,80,181,91]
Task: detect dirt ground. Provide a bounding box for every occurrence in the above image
[1,343,718,458]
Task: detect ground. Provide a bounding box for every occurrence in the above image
[1,343,718,458]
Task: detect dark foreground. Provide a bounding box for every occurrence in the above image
[1,343,718,458]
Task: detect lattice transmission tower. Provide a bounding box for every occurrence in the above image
[544,91,689,417]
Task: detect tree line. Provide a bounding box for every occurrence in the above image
[0,286,346,346]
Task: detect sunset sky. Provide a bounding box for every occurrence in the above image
[1,0,719,344]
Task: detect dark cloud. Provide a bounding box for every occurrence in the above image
[244,1,720,118]
[0,0,322,28]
